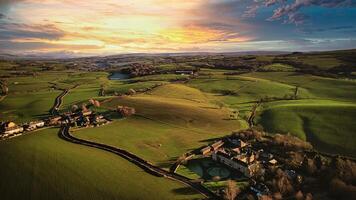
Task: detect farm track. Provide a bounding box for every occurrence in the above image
[58,125,220,200]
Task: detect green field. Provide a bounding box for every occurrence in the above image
[0,72,67,122]
[74,84,243,167]
[257,100,356,156]
[0,128,202,200]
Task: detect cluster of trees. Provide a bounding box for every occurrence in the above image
[215,89,238,96]
[271,134,313,151]
[117,106,136,117]
[121,63,155,77]
[0,80,8,95]
[89,99,101,108]
[321,157,356,199]
[232,129,265,141]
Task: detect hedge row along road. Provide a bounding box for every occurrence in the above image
[58,125,220,200]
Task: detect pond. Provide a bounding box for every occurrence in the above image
[109,72,130,80]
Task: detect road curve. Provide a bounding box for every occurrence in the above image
[50,85,78,115]
[58,126,220,199]
[50,89,69,115]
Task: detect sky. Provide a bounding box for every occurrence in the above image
[0,0,356,56]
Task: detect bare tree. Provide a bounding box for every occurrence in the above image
[223,180,240,200]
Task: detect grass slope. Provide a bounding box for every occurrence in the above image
[0,128,202,200]
[75,84,242,167]
[258,100,356,157]
[103,94,241,133]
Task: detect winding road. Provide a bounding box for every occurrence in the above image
[58,125,220,199]
[50,85,78,115]
[50,89,69,115]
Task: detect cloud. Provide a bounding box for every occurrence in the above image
[269,0,355,24]
[0,40,102,51]
[0,0,25,12]
[240,0,356,25]
[0,22,65,40]
[300,25,355,33]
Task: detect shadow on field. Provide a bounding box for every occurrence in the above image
[172,187,200,195]
[157,159,177,169]
[199,137,224,143]
[301,116,356,157]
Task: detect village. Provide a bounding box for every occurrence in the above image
[0,109,110,140]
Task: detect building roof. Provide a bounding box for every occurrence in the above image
[269,159,278,165]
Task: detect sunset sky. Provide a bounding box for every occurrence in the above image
[0,0,356,56]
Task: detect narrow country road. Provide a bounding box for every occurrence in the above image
[58,125,220,200]
[50,85,78,115]
[50,89,69,115]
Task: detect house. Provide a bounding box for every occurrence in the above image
[228,138,247,148]
[81,110,92,116]
[212,150,260,177]
[200,146,212,155]
[268,159,278,165]
[25,121,45,131]
[1,122,24,136]
[47,116,62,125]
[77,115,90,127]
[210,140,224,151]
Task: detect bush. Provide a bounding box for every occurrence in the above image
[272,134,312,150]
[270,169,294,196]
[232,129,264,140]
[127,89,136,95]
[117,106,136,117]
[329,178,356,199]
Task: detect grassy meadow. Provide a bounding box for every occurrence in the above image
[0,128,202,200]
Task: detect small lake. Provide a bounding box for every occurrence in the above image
[109,72,130,80]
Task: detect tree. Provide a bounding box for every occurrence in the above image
[94,100,100,107]
[295,190,304,200]
[272,169,294,196]
[81,103,88,112]
[128,88,136,95]
[89,99,100,108]
[223,180,240,200]
[305,193,313,200]
[302,157,316,175]
[117,106,136,117]
[272,192,282,200]
[71,104,79,112]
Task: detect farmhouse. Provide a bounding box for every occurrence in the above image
[47,116,62,125]
[211,140,224,151]
[200,146,212,155]
[24,120,45,131]
[212,150,260,177]
[228,138,247,148]
[0,122,24,136]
